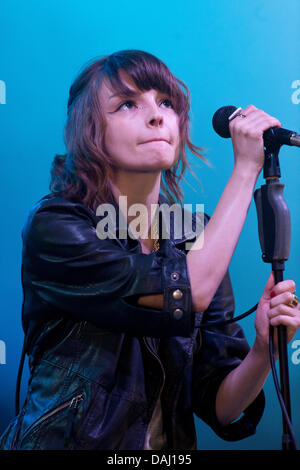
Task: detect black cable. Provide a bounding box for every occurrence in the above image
[197,303,258,329]
[197,302,299,450]
[15,336,27,417]
[269,326,299,450]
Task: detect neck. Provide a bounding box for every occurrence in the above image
[109,169,162,249]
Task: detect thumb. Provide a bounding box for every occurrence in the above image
[261,271,275,300]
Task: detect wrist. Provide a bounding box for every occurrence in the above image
[251,337,276,366]
[252,337,268,356]
[232,162,261,185]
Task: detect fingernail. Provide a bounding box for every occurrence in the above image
[270,291,276,298]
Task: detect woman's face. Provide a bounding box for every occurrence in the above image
[101,72,181,173]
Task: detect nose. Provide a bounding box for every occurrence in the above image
[144,102,164,128]
[148,112,163,127]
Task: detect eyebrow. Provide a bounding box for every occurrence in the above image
[108,89,140,100]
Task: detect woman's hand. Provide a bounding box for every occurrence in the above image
[253,272,300,358]
[216,272,299,427]
[229,105,282,176]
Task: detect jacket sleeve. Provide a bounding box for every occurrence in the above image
[21,197,194,338]
[191,269,265,441]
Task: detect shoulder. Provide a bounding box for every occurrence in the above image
[25,193,96,223]
[28,193,95,218]
[22,193,98,247]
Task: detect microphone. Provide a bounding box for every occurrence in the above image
[212,105,300,148]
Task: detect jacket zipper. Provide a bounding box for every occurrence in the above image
[20,393,84,444]
[143,337,166,418]
[64,394,85,445]
[39,393,84,426]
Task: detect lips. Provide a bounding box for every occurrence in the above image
[140,138,170,144]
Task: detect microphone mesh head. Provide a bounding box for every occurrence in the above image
[212,106,237,138]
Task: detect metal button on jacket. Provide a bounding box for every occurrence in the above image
[172,289,183,300]
[170,272,180,281]
[173,308,183,319]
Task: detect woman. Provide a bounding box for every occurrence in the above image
[1,49,299,450]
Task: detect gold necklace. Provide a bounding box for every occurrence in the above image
[151,213,160,252]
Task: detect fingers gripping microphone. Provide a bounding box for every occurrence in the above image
[212,105,300,148]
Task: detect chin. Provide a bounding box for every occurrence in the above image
[123,152,179,173]
[149,152,178,169]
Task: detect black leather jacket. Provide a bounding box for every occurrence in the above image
[0,193,264,450]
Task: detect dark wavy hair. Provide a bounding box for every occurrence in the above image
[50,50,208,212]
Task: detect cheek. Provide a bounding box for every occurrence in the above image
[105,121,134,156]
[172,116,181,143]
[173,125,182,155]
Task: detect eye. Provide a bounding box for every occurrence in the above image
[116,100,136,111]
[114,97,174,112]
[160,98,174,109]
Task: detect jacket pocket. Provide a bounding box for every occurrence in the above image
[19,392,85,450]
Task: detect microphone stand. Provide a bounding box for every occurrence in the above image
[254,142,295,450]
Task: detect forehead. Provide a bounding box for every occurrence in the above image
[100,69,171,104]
[100,71,139,101]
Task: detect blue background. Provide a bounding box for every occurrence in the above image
[0,0,299,450]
